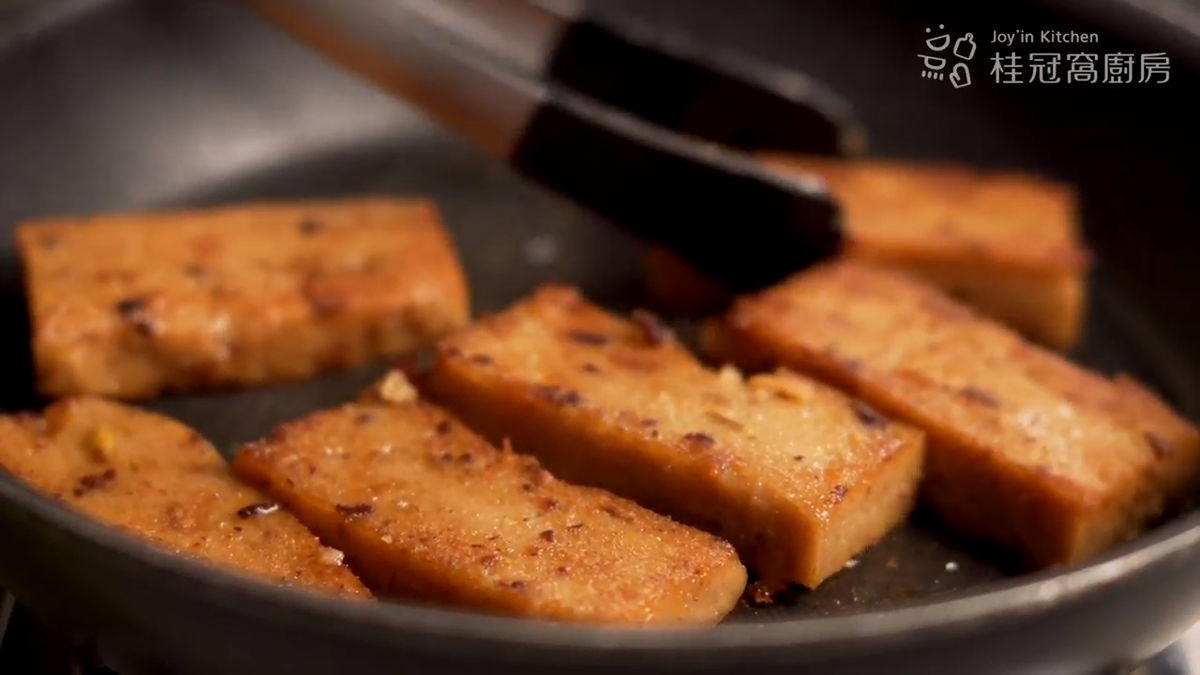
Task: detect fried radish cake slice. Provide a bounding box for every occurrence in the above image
[233,373,747,625]
[703,259,1200,568]
[644,156,1089,350]
[0,397,369,598]
[16,197,469,400]
[425,286,926,589]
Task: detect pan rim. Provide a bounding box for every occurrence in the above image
[1,282,1198,657]
[2,466,1198,656]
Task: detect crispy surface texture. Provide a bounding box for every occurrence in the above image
[425,285,926,589]
[0,397,369,598]
[233,374,747,625]
[704,260,1200,568]
[644,155,1089,350]
[16,197,470,400]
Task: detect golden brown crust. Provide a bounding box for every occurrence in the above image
[425,285,925,589]
[232,380,746,625]
[644,156,1090,350]
[0,397,370,598]
[16,198,470,400]
[766,156,1088,272]
[705,260,1200,568]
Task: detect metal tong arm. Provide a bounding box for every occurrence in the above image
[239,0,844,292]
[393,0,864,154]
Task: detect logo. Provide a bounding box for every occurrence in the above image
[921,24,977,88]
[989,51,1170,84]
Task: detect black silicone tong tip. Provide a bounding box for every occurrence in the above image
[544,10,866,156]
[513,89,845,294]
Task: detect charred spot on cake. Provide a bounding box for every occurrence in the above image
[828,484,849,504]
[960,386,1000,407]
[335,503,374,519]
[236,502,278,519]
[73,468,117,497]
[851,400,889,428]
[1145,432,1173,460]
[534,385,583,406]
[298,218,325,235]
[681,432,716,449]
[566,330,610,346]
[114,297,155,337]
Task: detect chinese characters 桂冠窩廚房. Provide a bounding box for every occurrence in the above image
[1139,53,1170,83]
[1029,53,1061,83]
[990,53,1022,84]
[987,52,1170,84]
[1104,53,1136,83]
[920,24,977,88]
[1068,54,1098,83]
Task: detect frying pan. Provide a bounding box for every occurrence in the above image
[0,0,1199,673]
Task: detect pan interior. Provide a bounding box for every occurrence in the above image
[7,138,1181,624]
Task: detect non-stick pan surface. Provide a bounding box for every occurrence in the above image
[1,0,1200,673]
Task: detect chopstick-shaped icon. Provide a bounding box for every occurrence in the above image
[236,0,851,292]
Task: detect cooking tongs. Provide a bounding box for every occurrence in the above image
[236,0,864,292]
